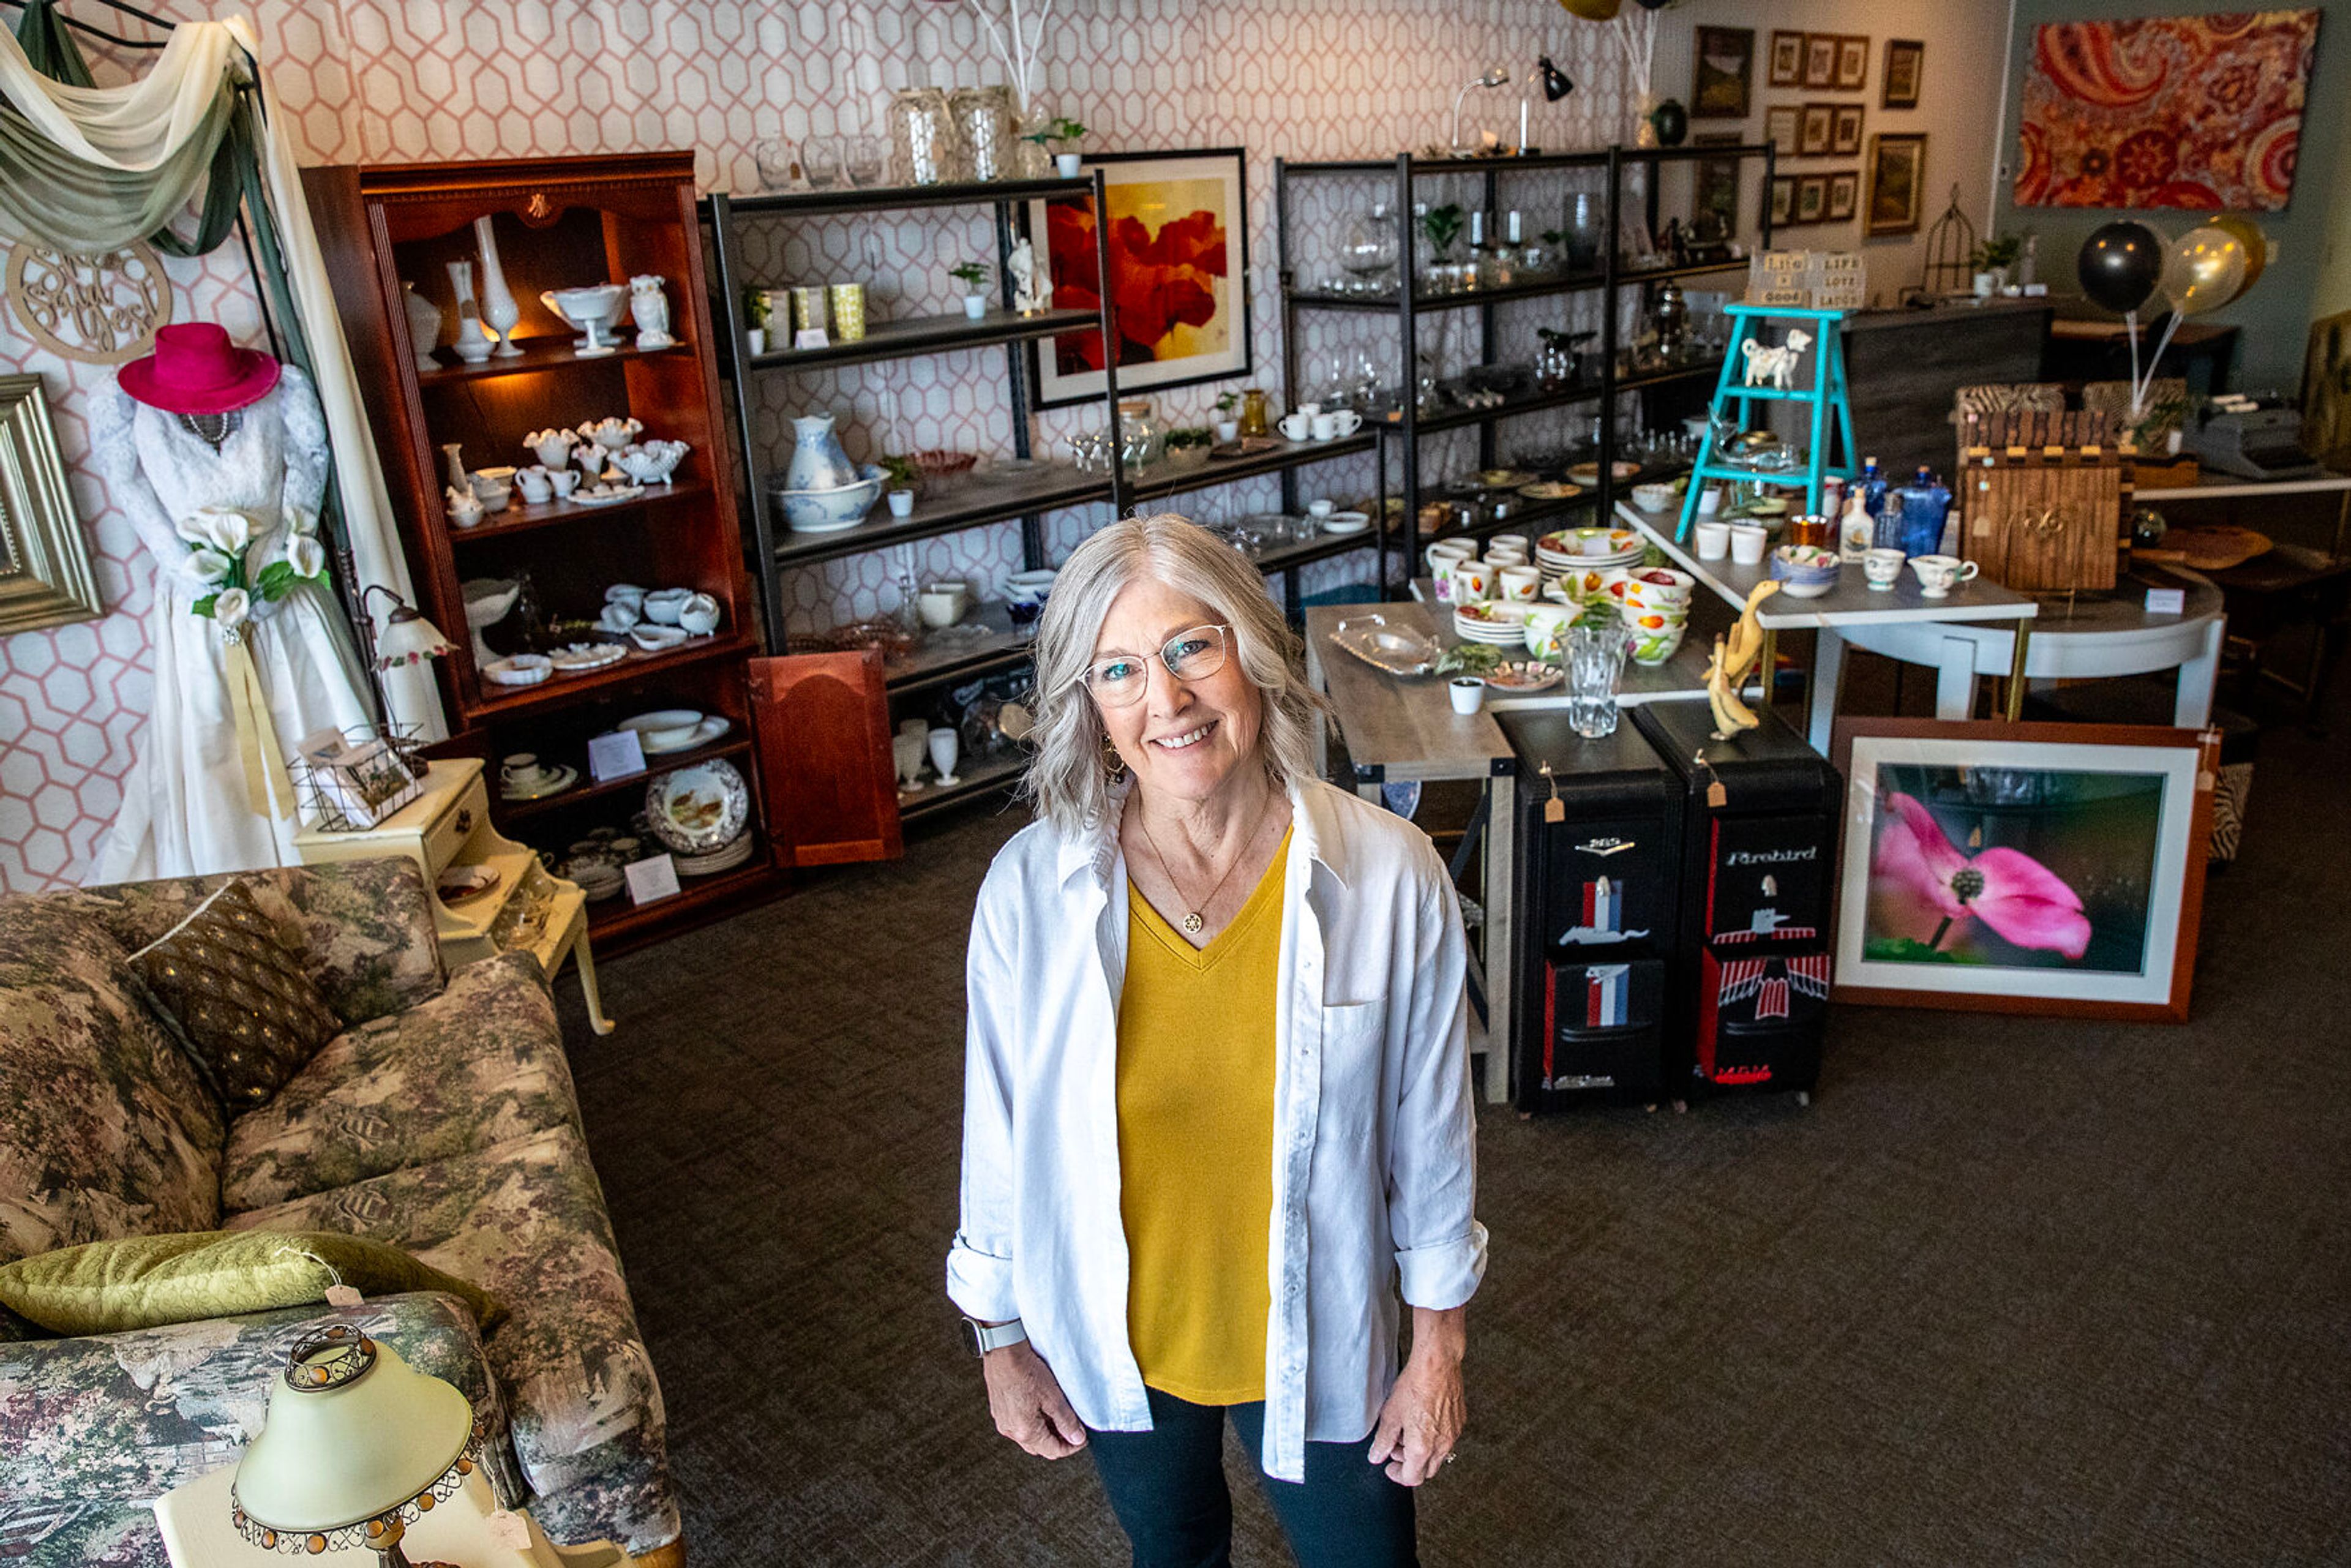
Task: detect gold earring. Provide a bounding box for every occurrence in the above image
[1102,733,1127,781]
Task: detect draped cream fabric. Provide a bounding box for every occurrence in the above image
[0,20,446,742]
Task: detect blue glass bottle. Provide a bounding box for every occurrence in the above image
[1895,466,1952,558]
[1859,457,1888,519]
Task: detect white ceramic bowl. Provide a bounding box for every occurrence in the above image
[620,709,704,750]
[1631,482,1679,513]
[773,465,885,533]
[482,654,552,686]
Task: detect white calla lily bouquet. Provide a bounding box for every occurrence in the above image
[175,506,329,638]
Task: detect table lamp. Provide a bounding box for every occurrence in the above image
[231,1323,486,1566]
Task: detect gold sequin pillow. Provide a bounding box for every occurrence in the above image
[129,880,342,1110]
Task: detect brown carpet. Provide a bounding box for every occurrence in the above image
[558,680,2351,1566]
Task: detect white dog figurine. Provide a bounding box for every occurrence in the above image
[1740,329,1815,389]
[1010,238,1052,315]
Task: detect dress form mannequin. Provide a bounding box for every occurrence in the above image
[86,324,375,882]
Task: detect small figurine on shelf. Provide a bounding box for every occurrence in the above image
[1008,238,1052,315]
[1740,329,1812,390]
[628,274,675,349]
[1023,116,1087,177]
[949,260,991,320]
[1213,391,1242,444]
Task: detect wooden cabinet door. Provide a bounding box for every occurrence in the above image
[748,652,904,866]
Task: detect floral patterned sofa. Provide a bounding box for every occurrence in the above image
[0,859,677,1564]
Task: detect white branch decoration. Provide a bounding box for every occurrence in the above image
[1614,8,1655,100]
[967,0,1059,113]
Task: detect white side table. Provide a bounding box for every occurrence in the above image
[293,758,614,1035]
[156,1463,626,1567]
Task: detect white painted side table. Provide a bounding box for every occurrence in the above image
[292,758,614,1035]
[156,1461,626,1567]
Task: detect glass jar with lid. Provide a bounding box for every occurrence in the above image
[1116,398,1162,471]
[1337,201,1400,294]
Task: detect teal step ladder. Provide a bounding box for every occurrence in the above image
[1675,303,1859,541]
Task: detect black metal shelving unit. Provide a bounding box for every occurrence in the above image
[1275,143,1776,588]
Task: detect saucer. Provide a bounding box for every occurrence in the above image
[572,483,646,507]
[482,655,552,686]
[500,763,579,801]
[643,716,731,756]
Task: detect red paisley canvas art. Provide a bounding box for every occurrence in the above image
[2014,9,2320,211]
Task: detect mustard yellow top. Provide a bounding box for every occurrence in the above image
[1116,828,1292,1406]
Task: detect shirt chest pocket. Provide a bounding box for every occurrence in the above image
[1313,1000,1389,1139]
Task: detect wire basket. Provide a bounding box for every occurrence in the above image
[290,725,433,833]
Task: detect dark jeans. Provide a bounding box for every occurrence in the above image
[1087,1387,1418,1568]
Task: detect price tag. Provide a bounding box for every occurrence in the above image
[793,326,830,350]
[2145,587,2187,615]
[324,1285,364,1308]
[587,729,647,783]
[486,1510,533,1551]
[624,854,681,906]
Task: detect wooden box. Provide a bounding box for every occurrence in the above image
[1961,410,2135,593]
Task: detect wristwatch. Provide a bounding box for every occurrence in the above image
[960,1316,1027,1356]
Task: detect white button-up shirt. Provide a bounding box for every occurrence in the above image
[947,778,1488,1481]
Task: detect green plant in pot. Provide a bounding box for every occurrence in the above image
[1024,117,1088,177]
[1213,390,1242,443]
[949,260,991,320]
[1970,236,2022,292]
[1163,426,1214,468]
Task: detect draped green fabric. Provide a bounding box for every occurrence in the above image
[3,1,239,256]
[13,0,93,88]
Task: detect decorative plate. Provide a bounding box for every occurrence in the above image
[436,865,500,902]
[1482,661,1565,692]
[549,642,628,673]
[1517,481,1584,500]
[645,759,750,853]
[1478,468,1536,487]
[572,483,646,507]
[1327,613,1440,676]
[1567,460,1643,484]
[482,655,552,686]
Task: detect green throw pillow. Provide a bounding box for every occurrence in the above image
[0,1229,504,1336]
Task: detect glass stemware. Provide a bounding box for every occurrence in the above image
[802,138,843,189]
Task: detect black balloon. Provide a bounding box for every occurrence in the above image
[2077,220,2164,314]
[1633,0,1671,8]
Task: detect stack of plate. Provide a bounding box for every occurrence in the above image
[1453,601,1531,645]
[676,834,756,878]
[1534,527,1642,577]
[567,861,625,902]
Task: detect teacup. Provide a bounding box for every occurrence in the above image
[1498,565,1542,602]
[1483,549,1528,572]
[516,465,555,504]
[1862,548,1907,591]
[1277,410,1313,441]
[677,593,722,636]
[1449,559,1494,602]
[1307,499,1337,519]
[549,468,581,498]
[1728,522,1769,565]
[468,466,517,501]
[501,752,548,790]
[1910,555,1979,598]
[1491,533,1531,557]
[1311,408,1362,441]
[474,482,513,516]
[598,600,641,632]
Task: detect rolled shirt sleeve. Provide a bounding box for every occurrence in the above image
[1387,852,1489,1310]
[947,869,1024,1324]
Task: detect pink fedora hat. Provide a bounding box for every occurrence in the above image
[119,323,282,416]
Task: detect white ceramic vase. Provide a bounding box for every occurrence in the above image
[402,282,442,372]
[474,216,522,357]
[445,261,492,361]
[928,727,961,786]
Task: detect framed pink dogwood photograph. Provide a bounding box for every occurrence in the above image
[1830,721,2218,1022]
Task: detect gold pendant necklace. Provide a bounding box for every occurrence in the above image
[1138,802,1261,936]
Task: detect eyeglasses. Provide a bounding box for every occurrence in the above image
[1079,623,1231,708]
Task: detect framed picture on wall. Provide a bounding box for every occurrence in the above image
[1835,36,1870,91]
[1764,105,1801,157]
[1865,133,1926,235]
[1027,148,1251,408]
[1794,175,1828,225]
[1769,30,1805,88]
[1692,27,1755,119]
[1803,34,1838,89]
[0,372,99,635]
[1693,133,1743,238]
[1829,720,2219,1023]
[1768,174,1795,227]
[1882,39,1924,110]
[1826,170,1859,221]
[1799,103,1834,156]
[1831,104,1865,156]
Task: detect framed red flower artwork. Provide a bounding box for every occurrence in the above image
[1026,148,1251,407]
[1830,720,2218,1021]
[2013,9,2320,211]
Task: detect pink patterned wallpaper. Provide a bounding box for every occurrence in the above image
[1,0,1648,892]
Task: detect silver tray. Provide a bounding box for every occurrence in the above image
[1327,613,1440,677]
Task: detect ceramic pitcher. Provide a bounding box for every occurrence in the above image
[786,414,858,490]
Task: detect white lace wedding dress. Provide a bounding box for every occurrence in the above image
[86,364,377,883]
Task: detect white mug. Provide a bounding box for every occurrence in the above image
[1449,677,1487,715]
[1695,486,1723,517]
[1278,411,1313,441]
[1311,408,1362,440]
[1862,548,1906,590]
[1498,565,1542,602]
[1449,560,1494,601]
[1910,555,1979,598]
[1729,523,1769,566]
[1491,533,1531,556]
[1693,520,1731,561]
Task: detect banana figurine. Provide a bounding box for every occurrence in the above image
[1703,580,1782,738]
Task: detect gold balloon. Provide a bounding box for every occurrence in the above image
[2207,213,2268,294]
[1556,0,1622,18]
[2161,226,2249,316]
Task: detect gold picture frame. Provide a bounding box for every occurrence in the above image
[0,372,101,636]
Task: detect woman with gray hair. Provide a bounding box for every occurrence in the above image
[947,513,1487,1566]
